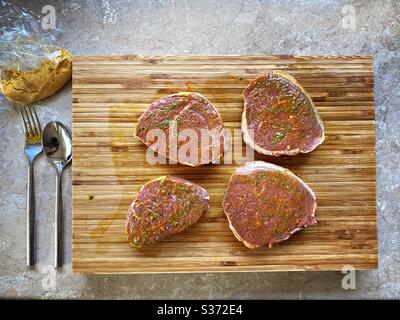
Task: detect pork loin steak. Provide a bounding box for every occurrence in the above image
[126,176,209,248]
[135,92,227,166]
[222,161,317,249]
[242,71,325,157]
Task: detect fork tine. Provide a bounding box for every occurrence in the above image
[18,105,30,136]
[24,105,37,137]
[28,105,42,136]
[32,106,42,133]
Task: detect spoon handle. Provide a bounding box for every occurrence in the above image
[55,170,63,268]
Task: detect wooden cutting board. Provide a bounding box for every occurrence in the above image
[72,55,377,273]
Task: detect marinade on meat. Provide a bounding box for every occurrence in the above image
[222,161,317,249]
[126,176,209,248]
[136,92,227,166]
[242,71,324,157]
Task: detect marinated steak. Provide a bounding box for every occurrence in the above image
[135,92,227,166]
[242,71,324,157]
[126,176,209,248]
[222,161,317,249]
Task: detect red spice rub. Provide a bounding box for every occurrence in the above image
[126,176,209,248]
[135,92,227,166]
[242,71,324,156]
[222,161,317,249]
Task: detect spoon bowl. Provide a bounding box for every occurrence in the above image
[42,121,72,171]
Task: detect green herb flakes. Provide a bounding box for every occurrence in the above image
[272,131,285,144]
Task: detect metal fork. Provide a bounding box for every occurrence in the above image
[18,105,43,266]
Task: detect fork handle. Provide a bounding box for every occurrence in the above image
[55,170,63,268]
[27,161,35,266]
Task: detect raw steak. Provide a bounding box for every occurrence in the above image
[126,176,209,248]
[135,92,227,166]
[222,161,317,249]
[242,71,324,156]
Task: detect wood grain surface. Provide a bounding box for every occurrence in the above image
[72,55,377,274]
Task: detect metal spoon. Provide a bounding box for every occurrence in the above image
[42,121,72,268]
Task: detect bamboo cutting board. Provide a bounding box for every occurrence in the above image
[72,55,377,273]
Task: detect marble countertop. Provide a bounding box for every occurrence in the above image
[0,0,399,299]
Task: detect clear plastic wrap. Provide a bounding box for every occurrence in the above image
[0,1,62,72]
[0,2,72,106]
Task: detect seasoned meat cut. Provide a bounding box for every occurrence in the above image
[242,71,324,156]
[222,161,317,249]
[126,176,209,248]
[135,92,227,166]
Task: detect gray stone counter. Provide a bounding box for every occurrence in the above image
[0,0,399,299]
